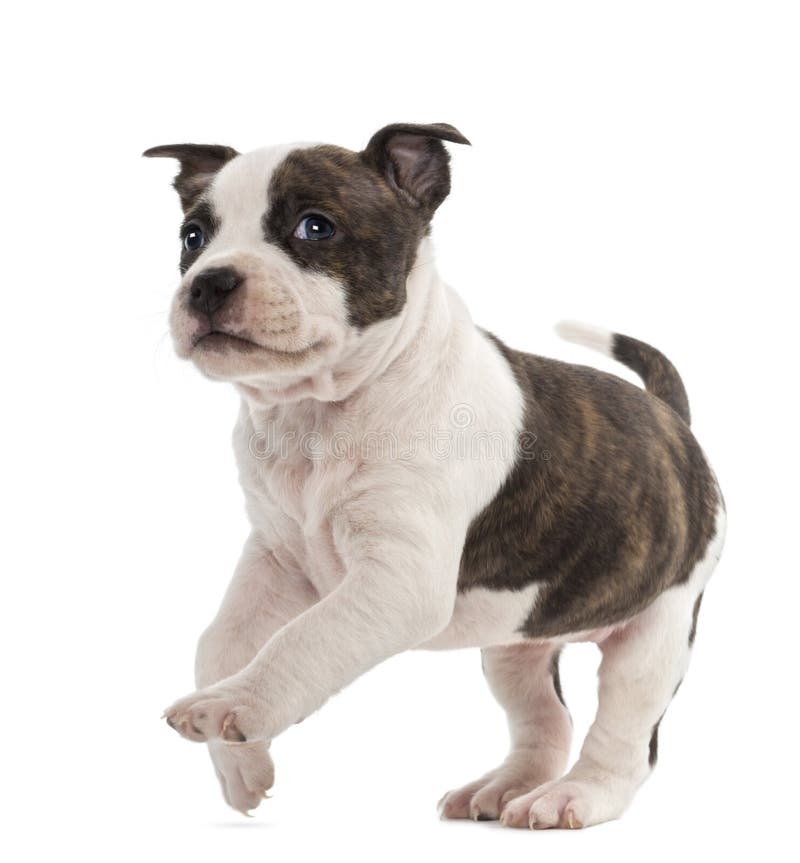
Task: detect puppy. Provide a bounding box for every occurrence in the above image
[145,123,725,829]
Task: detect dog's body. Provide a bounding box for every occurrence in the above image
[147,124,725,829]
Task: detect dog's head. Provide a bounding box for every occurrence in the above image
[144,123,469,398]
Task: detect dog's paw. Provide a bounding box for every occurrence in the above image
[438,765,560,821]
[209,739,274,815]
[163,683,266,743]
[499,776,631,830]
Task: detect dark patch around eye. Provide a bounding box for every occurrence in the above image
[263,145,429,328]
[179,200,220,274]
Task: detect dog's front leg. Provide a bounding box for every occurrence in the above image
[165,489,459,745]
[191,531,319,813]
[194,532,319,689]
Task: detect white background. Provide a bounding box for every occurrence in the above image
[3,2,798,861]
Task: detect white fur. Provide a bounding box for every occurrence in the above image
[421,583,541,650]
[555,319,614,357]
[438,642,572,820]
[167,257,526,753]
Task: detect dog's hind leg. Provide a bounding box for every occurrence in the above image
[500,510,725,830]
[438,641,572,821]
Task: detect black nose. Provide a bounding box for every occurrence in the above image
[189,267,241,315]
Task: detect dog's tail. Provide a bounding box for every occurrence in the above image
[555,321,691,425]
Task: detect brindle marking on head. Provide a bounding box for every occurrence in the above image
[263,123,469,328]
[143,143,239,213]
[457,333,721,638]
[361,122,470,217]
[264,145,423,327]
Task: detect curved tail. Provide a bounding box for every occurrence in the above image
[555,321,691,425]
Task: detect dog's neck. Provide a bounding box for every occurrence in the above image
[236,238,456,418]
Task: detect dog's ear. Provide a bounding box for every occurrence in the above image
[142,143,239,212]
[361,123,470,216]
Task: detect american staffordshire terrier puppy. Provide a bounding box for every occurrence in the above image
[145,123,725,829]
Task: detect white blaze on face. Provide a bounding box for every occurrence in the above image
[206,145,296,254]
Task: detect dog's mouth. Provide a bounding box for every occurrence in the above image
[192,328,325,360]
[194,330,260,352]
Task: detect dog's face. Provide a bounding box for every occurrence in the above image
[145,124,469,392]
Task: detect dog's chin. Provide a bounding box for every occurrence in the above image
[184,329,329,382]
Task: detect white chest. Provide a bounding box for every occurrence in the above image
[235,409,359,596]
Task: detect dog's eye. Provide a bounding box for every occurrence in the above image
[183,225,205,252]
[293,214,335,241]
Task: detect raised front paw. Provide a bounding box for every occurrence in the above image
[163,682,267,743]
[209,739,274,815]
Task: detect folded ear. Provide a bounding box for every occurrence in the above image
[361,122,470,216]
[142,143,239,212]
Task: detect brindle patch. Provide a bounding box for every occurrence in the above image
[263,145,429,328]
[457,333,721,639]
